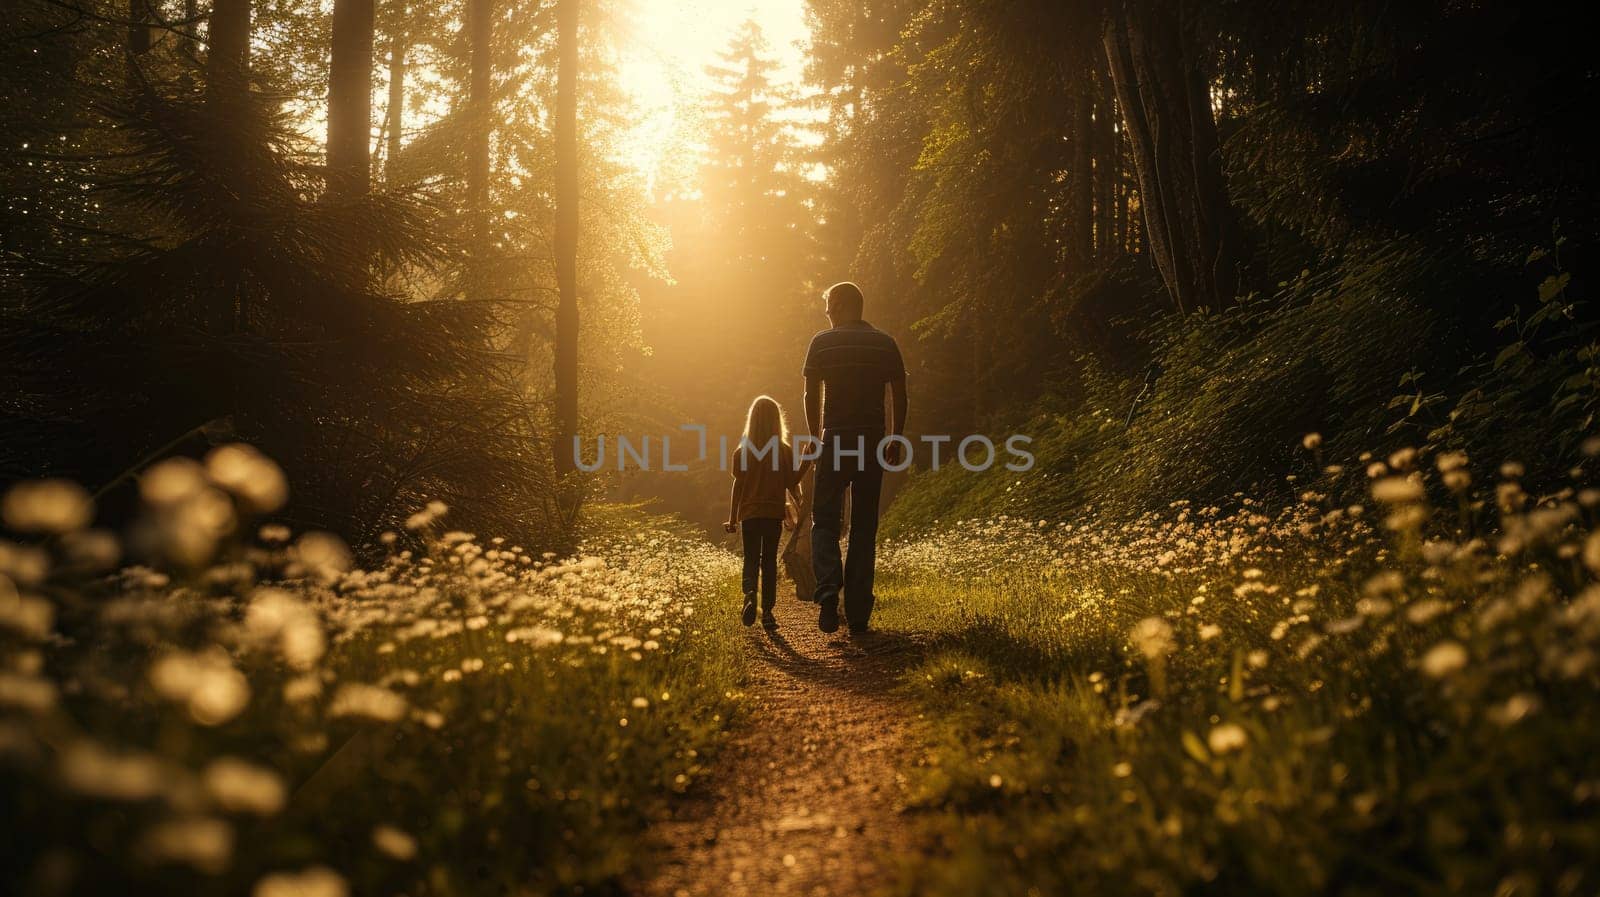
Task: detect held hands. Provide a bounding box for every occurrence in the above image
[723,521,737,534]
[883,439,905,467]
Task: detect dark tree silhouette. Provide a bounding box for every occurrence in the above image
[552,0,580,475]
[464,0,492,287]
[207,0,250,93]
[327,0,377,200]
[1101,0,1237,314]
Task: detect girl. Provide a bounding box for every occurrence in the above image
[723,395,808,629]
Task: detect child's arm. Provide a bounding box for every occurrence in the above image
[724,479,739,533]
[784,467,807,529]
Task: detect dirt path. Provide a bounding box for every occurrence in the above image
[636,595,925,897]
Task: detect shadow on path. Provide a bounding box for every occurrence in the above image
[633,593,927,897]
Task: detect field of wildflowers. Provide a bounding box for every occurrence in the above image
[875,439,1600,896]
[0,447,744,896]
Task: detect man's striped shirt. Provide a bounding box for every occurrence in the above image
[801,320,906,432]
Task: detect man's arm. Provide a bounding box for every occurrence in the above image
[889,374,908,438]
[804,373,822,437]
[885,374,909,466]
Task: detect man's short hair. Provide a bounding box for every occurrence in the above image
[824,281,864,318]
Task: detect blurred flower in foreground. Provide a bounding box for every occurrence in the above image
[294,532,352,583]
[2,479,92,534]
[58,740,173,801]
[245,588,325,670]
[203,757,287,815]
[405,500,449,531]
[149,649,251,725]
[372,825,418,861]
[205,444,288,513]
[254,866,348,897]
[1131,617,1175,659]
[328,684,408,722]
[0,671,58,714]
[1207,723,1248,754]
[1420,640,1469,679]
[141,458,207,507]
[139,816,233,873]
[0,580,54,639]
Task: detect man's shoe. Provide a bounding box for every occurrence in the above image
[761,609,779,630]
[741,594,758,627]
[818,598,840,634]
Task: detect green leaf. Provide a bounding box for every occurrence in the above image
[1538,273,1571,303]
[1493,342,1525,370]
[1525,247,1547,265]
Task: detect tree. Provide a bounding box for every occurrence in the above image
[701,21,805,265]
[698,19,816,384]
[328,0,376,200]
[464,0,492,281]
[127,0,152,62]
[1101,0,1237,314]
[552,0,579,474]
[383,0,407,175]
[207,0,251,92]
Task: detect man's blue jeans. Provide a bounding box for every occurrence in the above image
[810,430,885,630]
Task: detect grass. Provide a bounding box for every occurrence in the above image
[873,445,1600,896]
[0,448,746,896]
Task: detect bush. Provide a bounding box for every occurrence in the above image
[876,439,1600,896]
[0,449,743,896]
[889,247,1445,531]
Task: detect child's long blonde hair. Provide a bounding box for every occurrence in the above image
[741,395,789,449]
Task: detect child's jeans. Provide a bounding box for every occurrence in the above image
[740,517,782,609]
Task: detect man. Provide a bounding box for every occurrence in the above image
[802,281,908,635]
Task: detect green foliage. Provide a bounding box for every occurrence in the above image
[1420,233,1598,469]
[0,456,744,896]
[0,80,558,545]
[876,450,1600,895]
[885,247,1452,533]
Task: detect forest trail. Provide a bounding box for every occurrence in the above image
[636,594,926,897]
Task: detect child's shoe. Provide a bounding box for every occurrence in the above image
[741,593,758,627]
[761,608,778,630]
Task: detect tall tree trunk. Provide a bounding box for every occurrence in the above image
[127,1,152,55]
[207,0,250,94]
[1102,0,1237,314]
[384,6,407,179]
[1068,79,1094,267]
[327,0,376,201]
[552,0,580,475]
[125,0,152,87]
[465,0,492,289]
[204,0,250,334]
[1094,59,1119,260]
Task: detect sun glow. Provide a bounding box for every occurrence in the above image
[612,0,813,195]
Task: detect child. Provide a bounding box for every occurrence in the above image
[723,395,808,629]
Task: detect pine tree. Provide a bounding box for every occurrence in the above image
[700,20,809,273]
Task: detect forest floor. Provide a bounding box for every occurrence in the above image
[636,594,926,897]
